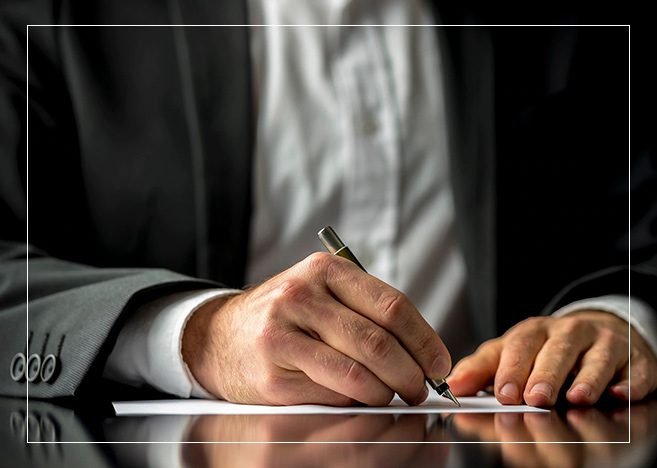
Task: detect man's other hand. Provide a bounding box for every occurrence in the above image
[182,253,450,406]
[448,312,657,406]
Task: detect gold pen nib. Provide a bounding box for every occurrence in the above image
[443,388,461,407]
[427,378,461,407]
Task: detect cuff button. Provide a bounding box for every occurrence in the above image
[40,354,59,383]
[26,354,41,383]
[10,353,26,382]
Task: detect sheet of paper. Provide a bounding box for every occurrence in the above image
[113,394,548,416]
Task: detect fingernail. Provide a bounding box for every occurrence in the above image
[569,383,593,398]
[530,382,553,399]
[499,382,519,401]
[431,355,450,378]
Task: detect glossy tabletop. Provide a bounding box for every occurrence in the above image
[3,397,656,467]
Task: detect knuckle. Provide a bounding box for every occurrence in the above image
[274,278,310,307]
[344,360,369,389]
[304,251,334,276]
[256,324,295,356]
[601,329,627,349]
[260,371,287,396]
[418,333,440,360]
[506,333,534,353]
[502,352,525,373]
[593,348,614,368]
[508,316,546,334]
[523,315,547,328]
[549,339,572,355]
[377,292,410,326]
[363,328,393,361]
[557,316,585,336]
[255,324,280,355]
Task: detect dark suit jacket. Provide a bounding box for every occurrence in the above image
[1,0,655,398]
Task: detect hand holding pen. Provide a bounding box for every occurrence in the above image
[318,226,460,406]
[182,229,454,407]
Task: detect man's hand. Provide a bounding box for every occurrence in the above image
[182,252,450,406]
[448,311,657,406]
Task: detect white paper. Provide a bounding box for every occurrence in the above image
[113,394,548,416]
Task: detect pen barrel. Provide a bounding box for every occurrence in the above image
[334,246,366,272]
[318,226,366,271]
[317,226,344,254]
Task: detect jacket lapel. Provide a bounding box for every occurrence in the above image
[168,0,254,287]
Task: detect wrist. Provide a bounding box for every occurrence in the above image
[182,295,234,398]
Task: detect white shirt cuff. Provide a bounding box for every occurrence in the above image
[552,294,657,359]
[104,288,242,398]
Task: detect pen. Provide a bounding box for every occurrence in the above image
[317,226,461,407]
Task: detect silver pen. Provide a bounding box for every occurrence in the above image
[318,226,461,407]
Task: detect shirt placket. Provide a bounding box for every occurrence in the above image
[333,25,400,285]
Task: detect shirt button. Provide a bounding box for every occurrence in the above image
[26,354,41,383]
[40,354,59,383]
[362,116,379,135]
[10,353,26,382]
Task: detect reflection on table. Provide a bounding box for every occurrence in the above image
[2,397,656,467]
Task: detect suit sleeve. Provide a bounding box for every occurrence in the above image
[0,243,219,398]
[0,3,219,398]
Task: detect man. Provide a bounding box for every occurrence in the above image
[1,0,656,407]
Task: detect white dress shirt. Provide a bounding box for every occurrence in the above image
[104,2,657,397]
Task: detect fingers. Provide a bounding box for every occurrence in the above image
[523,320,595,407]
[608,352,657,402]
[566,331,628,405]
[302,298,428,405]
[270,373,357,407]
[448,339,502,396]
[282,330,394,406]
[494,320,547,404]
[307,253,451,380]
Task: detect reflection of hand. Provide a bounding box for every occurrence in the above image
[182,413,448,467]
[451,400,657,467]
[182,253,450,406]
[448,311,657,406]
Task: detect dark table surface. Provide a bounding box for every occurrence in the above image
[3,396,656,468]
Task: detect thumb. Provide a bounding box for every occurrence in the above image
[447,341,502,396]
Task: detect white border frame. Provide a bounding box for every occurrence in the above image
[24,24,632,446]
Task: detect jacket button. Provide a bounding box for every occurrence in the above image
[40,354,59,383]
[10,353,26,382]
[26,354,41,383]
